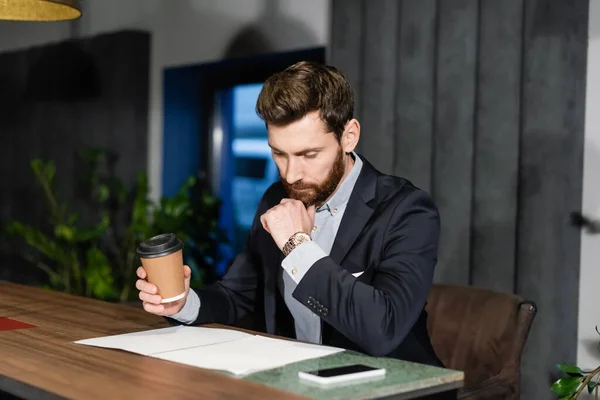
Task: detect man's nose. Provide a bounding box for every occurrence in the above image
[284,158,303,184]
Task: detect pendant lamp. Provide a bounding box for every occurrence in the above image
[0,0,81,21]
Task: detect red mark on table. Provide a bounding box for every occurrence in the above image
[0,317,37,331]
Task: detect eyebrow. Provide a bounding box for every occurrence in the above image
[268,144,324,156]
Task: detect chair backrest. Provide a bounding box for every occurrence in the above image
[425,284,536,389]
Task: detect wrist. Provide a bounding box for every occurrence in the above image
[282,232,312,256]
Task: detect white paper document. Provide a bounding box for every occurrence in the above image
[153,335,344,376]
[75,326,344,376]
[74,326,253,355]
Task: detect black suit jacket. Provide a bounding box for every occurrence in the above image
[178,156,443,366]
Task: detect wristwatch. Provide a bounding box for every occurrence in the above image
[282,232,312,256]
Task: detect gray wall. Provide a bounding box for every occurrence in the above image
[0,30,150,284]
[330,0,587,398]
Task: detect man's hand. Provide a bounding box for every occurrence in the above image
[260,199,316,250]
[136,265,192,316]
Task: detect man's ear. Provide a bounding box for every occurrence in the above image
[341,119,360,153]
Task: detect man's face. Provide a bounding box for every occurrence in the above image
[267,111,346,207]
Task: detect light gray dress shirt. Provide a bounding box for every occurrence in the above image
[171,153,364,345]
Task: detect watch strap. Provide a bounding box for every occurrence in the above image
[282,232,312,256]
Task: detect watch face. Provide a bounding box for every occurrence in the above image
[295,233,310,243]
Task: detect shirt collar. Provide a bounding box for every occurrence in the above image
[317,152,363,216]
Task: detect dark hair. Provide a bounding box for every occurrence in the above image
[255,61,354,141]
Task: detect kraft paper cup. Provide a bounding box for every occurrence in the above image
[136,233,185,303]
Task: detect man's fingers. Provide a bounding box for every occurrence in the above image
[136,279,157,294]
[280,199,303,209]
[143,301,165,315]
[183,265,192,277]
[139,291,162,305]
[136,266,146,279]
[260,214,271,233]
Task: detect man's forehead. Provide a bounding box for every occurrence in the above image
[268,129,334,152]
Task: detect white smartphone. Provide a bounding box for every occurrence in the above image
[298,364,386,385]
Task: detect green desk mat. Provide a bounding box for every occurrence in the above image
[241,351,464,400]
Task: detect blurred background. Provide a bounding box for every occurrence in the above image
[0,0,598,398]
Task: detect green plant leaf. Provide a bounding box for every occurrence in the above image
[109,178,127,205]
[589,380,598,394]
[552,376,584,396]
[31,159,56,182]
[30,159,50,181]
[558,364,583,376]
[47,268,64,289]
[83,247,117,300]
[7,221,67,263]
[130,173,150,231]
[75,214,110,242]
[54,224,74,242]
[67,213,79,225]
[97,184,110,203]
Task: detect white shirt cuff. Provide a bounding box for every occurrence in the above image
[281,241,327,284]
[169,289,200,324]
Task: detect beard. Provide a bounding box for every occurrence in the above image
[280,148,346,207]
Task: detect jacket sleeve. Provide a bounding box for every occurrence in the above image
[291,188,440,356]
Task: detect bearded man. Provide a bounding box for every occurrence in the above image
[136,61,443,366]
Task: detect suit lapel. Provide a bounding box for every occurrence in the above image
[329,199,373,265]
[329,156,378,265]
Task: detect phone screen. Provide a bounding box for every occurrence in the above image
[304,364,380,377]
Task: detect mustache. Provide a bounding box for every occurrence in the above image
[281,179,317,191]
[289,183,316,191]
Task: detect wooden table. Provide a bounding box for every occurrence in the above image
[0,282,463,399]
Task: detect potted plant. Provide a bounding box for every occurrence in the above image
[3,148,228,302]
[551,327,600,399]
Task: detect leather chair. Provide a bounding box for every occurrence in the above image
[425,284,537,399]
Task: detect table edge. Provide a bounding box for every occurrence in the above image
[329,370,463,400]
[378,379,463,400]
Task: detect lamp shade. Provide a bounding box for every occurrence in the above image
[0,0,81,21]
